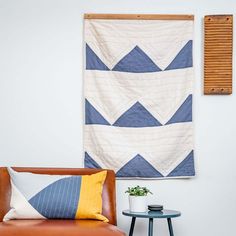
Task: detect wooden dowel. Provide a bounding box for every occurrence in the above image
[84,14,194,20]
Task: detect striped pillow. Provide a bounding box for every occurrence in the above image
[3,168,108,222]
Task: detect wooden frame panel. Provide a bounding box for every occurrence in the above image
[204,15,233,95]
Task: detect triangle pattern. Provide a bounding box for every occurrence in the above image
[113,102,162,127]
[112,46,162,73]
[84,152,101,169]
[167,151,195,177]
[85,99,110,125]
[116,154,163,177]
[7,167,64,200]
[166,95,192,125]
[3,182,46,221]
[165,40,193,70]
[86,44,110,71]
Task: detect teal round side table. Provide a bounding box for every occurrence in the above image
[122,209,181,236]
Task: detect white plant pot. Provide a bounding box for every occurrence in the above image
[129,195,147,212]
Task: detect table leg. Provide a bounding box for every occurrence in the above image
[148,218,154,236]
[167,218,174,236]
[129,217,136,236]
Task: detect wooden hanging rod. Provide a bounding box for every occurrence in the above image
[84,14,194,20]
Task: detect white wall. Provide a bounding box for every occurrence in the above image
[0,0,236,235]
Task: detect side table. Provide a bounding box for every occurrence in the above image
[122,209,181,236]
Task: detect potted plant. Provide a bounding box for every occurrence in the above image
[125,185,152,212]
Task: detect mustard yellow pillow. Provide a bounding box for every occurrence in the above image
[4,168,108,222]
[75,170,108,222]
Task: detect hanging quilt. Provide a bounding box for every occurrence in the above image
[84,17,195,178]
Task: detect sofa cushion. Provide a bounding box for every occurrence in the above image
[4,168,108,222]
[0,220,125,236]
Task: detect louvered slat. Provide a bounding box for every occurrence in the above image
[204,15,233,95]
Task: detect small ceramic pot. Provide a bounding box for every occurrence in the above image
[129,195,147,212]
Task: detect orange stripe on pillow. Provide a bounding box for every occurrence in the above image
[75,171,108,222]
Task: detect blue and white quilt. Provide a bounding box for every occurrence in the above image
[84,19,195,178]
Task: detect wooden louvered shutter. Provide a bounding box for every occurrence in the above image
[204,15,233,95]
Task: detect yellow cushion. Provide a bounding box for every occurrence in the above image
[4,168,108,222]
[75,171,108,222]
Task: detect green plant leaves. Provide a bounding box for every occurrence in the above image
[125,185,153,196]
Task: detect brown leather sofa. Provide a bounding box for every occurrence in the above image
[0,167,125,236]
